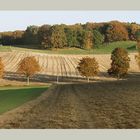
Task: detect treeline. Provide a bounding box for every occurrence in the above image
[0,21,140,49]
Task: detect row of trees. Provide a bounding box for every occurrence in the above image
[0,21,140,49]
[0,47,140,84]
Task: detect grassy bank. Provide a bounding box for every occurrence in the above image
[0,86,48,114]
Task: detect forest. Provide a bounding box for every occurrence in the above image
[0,20,140,49]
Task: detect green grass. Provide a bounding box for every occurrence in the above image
[0,41,137,54]
[0,86,48,114]
[0,46,12,52]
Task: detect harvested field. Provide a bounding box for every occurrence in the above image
[0,50,139,80]
[0,75,140,128]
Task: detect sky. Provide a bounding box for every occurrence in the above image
[0,11,140,32]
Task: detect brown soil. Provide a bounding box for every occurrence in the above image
[0,75,140,129]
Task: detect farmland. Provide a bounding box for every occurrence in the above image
[0,77,140,128]
[0,44,140,129]
[0,50,139,80]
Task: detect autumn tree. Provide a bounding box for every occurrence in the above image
[18,56,40,85]
[50,25,67,49]
[77,57,99,82]
[108,48,130,79]
[0,57,4,78]
[83,31,93,49]
[38,24,51,48]
[106,21,129,42]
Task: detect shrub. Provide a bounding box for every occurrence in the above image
[77,57,99,82]
[108,47,130,79]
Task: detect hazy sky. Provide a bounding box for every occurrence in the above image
[0,11,140,31]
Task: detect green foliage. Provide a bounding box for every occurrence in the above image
[135,30,140,41]
[23,26,40,45]
[38,25,51,48]
[93,30,104,47]
[65,27,79,47]
[108,47,130,78]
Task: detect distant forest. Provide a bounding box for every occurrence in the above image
[0,21,140,49]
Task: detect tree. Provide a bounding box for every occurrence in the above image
[135,30,140,42]
[108,48,130,79]
[0,57,4,78]
[77,57,99,82]
[50,25,67,49]
[83,31,93,49]
[93,30,104,47]
[106,21,129,42]
[127,23,140,40]
[38,25,51,48]
[23,25,39,45]
[18,56,40,85]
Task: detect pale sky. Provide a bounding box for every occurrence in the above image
[0,11,140,32]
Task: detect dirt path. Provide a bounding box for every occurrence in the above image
[0,84,97,128]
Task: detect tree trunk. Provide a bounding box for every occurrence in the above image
[57,76,59,83]
[87,77,90,83]
[117,73,120,80]
[27,76,30,85]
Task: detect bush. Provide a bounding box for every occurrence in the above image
[108,47,130,79]
[77,57,99,82]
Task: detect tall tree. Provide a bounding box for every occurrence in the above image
[108,48,130,79]
[83,31,93,49]
[23,25,39,45]
[38,25,51,48]
[50,25,67,49]
[93,29,104,47]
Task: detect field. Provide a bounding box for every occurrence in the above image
[0,41,140,129]
[0,76,140,128]
[0,86,48,114]
[0,50,139,83]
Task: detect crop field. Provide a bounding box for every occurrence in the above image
[0,50,139,79]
